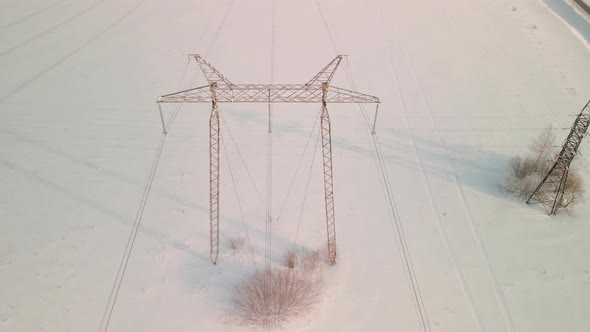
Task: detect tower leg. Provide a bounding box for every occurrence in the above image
[526,163,567,215]
[372,103,380,134]
[321,85,337,265]
[551,166,569,215]
[157,100,167,134]
[209,94,220,264]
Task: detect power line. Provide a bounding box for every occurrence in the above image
[314,1,433,331]
[383,46,485,331]
[0,0,67,30]
[98,132,167,332]
[219,112,265,207]
[277,111,321,220]
[98,0,237,330]
[220,129,259,270]
[0,0,106,56]
[165,0,237,133]
[291,120,322,249]
[0,0,148,103]
[264,0,277,330]
[403,47,515,331]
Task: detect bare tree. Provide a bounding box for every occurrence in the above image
[529,125,556,175]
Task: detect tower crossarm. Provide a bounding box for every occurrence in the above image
[189,54,233,87]
[305,55,345,86]
[158,84,380,104]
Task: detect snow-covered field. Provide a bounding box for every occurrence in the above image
[1,0,590,331]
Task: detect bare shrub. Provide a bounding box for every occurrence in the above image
[233,269,322,327]
[228,235,245,253]
[283,250,297,269]
[502,127,555,198]
[282,248,322,271]
[502,163,542,198]
[562,171,585,209]
[502,126,585,209]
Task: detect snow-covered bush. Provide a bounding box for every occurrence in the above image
[501,168,542,199]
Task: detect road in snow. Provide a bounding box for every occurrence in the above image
[570,0,590,18]
[542,0,590,46]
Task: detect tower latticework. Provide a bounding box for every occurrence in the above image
[527,100,590,215]
[158,55,380,264]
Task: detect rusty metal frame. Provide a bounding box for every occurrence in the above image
[527,99,590,215]
[157,54,380,264]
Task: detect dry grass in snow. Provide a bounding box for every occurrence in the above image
[227,235,245,253]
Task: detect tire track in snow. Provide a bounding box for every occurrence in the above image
[0,0,68,31]
[0,0,147,103]
[0,0,106,56]
[97,0,238,329]
[400,44,516,332]
[314,2,431,330]
[382,47,486,332]
[372,1,492,330]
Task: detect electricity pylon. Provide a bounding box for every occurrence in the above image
[527,99,590,215]
[157,55,380,265]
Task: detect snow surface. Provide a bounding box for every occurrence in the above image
[1,0,590,331]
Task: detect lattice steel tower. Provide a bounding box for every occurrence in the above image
[527,99,590,215]
[157,55,380,264]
